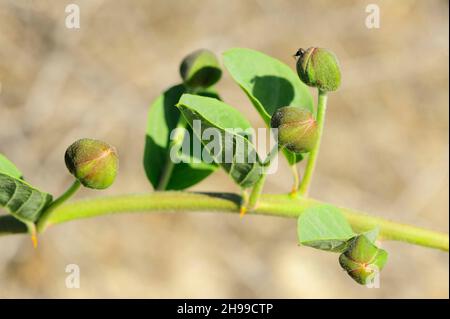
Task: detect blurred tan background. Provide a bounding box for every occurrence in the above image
[0,0,448,298]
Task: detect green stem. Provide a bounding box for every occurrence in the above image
[290,165,300,196]
[242,144,279,214]
[156,117,186,190]
[36,180,81,232]
[263,144,280,167]
[245,142,278,213]
[239,188,249,217]
[1,192,448,251]
[246,174,267,211]
[299,90,328,196]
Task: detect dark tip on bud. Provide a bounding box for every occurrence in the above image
[65,138,118,190]
[339,235,388,285]
[270,106,318,154]
[294,48,306,58]
[179,49,222,90]
[296,47,341,92]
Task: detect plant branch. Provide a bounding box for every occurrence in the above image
[1,192,447,251]
[290,164,300,196]
[156,117,186,190]
[246,174,267,213]
[243,145,279,215]
[36,180,81,232]
[299,90,328,196]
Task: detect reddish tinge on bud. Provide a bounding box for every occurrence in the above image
[270,106,318,154]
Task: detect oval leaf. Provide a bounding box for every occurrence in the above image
[177,94,263,188]
[143,84,218,190]
[223,48,314,164]
[298,204,355,252]
[0,153,23,179]
[0,172,52,224]
[223,48,314,120]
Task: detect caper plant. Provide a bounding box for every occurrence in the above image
[0,47,448,286]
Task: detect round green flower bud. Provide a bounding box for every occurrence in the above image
[179,49,222,90]
[339,235,388,285]
[270,106,318,153]
[295,47,341,92]
[64,138,118,189]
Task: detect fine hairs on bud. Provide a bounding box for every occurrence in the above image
[65,138,119,189]
[295,47,341,92]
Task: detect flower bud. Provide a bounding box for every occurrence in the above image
[339,235,388,285]
[65,138,118,189]
[179,49,222,90]
[295,47,341,92]
[270,106,318,153]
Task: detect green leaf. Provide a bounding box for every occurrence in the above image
[297,204,355,252]
[223,48,314,164]
[143,84,218,190]
[283,149,303,165]
[177,94,263,188]
[223,48,314,121]
[0,172,52,224]
[0,153,23,179]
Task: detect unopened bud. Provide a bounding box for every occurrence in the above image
[65,138,118,189]
[270,106,318,153]
[295,47,341,92]
[339,234,388,285]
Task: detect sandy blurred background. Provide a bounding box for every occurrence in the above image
[0,0,448,298]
